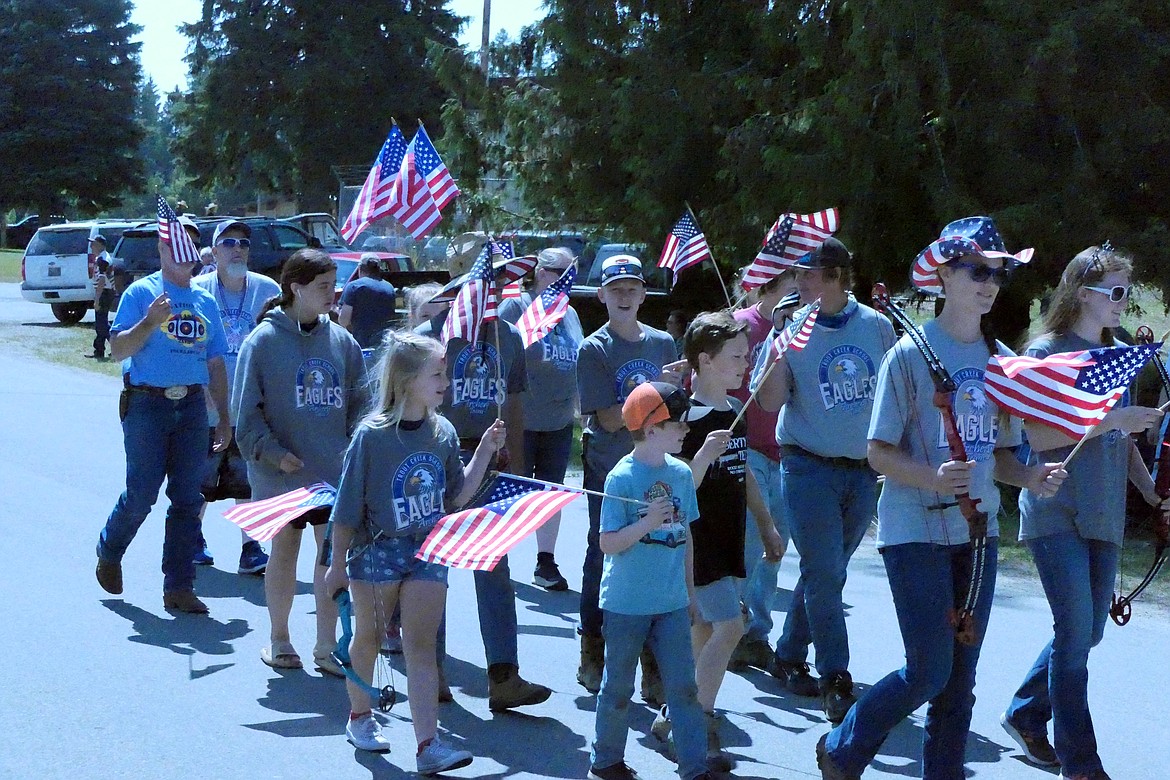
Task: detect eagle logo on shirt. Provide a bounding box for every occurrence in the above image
[452,342,506,415]
[615,358,661,402]
[818,345,878,413]
[941,367,999,462]
[392,453,446,532]
[295,358,344,417]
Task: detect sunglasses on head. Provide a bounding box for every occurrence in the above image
[950,260,1010,286]
[1078,239,1115,282]
[1082,284,1131,303]
[217,237,251,248]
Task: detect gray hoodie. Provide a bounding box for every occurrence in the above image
[233,308,369,500]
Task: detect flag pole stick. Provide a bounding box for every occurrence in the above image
[729,348,779,431]
[1062,398,1170,470]
[685,202,734,309]
[488,238,506,418]
[506,473,648,506]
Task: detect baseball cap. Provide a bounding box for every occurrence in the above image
[791,237,851,270]
[622,381,690,432]
[600,254,645,286]
[89,234,107,246]
[212,219,252,244]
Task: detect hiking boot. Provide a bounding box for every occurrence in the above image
[705,710,734,772]
[416,736,473,775]
[821,671,856,724]
[640,647,664,708]
[96,557,123,595]
[346,712,390,752]
[770,657,820,697]
[729,636,774,671]
[589,762,640,780]
[237,541,268,575]
[578,633,605,694]
[816,733,859,780]
[163,590,209,614]
[533,552,569,591]
[487,664,551,711]
[193,539,214,566]
[1001,712,1060,767]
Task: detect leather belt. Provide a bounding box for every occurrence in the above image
[125,382,202,401]
[780,444,870,470]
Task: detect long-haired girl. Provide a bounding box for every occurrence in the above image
[817,217,1066,779]
[324,331,504,773]
[233,249,368,674]
[1001,245,1165,779]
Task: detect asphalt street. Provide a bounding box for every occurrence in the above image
[2,282,1168,780]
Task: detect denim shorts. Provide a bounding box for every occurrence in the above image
[347,534,449,585]
[693,576,744,623]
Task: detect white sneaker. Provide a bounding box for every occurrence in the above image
[346,713,391,752]
[416,736,473,775]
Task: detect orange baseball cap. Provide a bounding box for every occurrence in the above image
[622,381,690,432]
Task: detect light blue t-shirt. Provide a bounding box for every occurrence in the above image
[1018,332,1132,546]
[599,453,699,615]
[112,272,228,387]
[867,319,1022,547]
[193,271,281,424]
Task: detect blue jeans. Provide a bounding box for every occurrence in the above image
[593,608,707,780]
[743,448,789,643]
[775,451,875,676]
[97,391,208,593]
[437,450,520,668]
[521,424,574,484]
[580,435,607,637]
[824,540,998,780]
[1006,532,1118,775]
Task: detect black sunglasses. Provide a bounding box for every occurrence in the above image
[950,260,1010,286]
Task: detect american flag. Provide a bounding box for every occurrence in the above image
[416,475,580,570]
[517,265,576,348]
[156,196,201,265]
[501,281,523,299]
[658,210,712,282]
[412,124,460,210]
[741,208,839,289]
[774,302,819,354]
[222,483,337,543]
[429,240,536,308]
[984,344,1160,439]
[341,126,408,243]
[440,244,494,345]
[389,135,442,239]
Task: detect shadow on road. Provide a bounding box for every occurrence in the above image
[101,598,251,661]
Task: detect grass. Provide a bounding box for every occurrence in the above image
[0,318,122,378]
[0,248,22,283]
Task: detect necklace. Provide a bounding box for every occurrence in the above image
[216,275,248,314]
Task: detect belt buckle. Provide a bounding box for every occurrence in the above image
[163,385,188,401]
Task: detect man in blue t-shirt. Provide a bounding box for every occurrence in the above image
[338,254,398,348]
[94,220,231,615]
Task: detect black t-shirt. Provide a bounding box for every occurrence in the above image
[680,399,748,587]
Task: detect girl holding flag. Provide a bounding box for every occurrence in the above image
[324,331,505,770]
[816,217,1066,780]
[999,245,1166,780]
[498,247,584,591]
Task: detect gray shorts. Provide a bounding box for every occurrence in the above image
[693,576,744,623]
[347,534,448,585]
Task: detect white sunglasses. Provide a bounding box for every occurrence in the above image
[1082,284,1131,303]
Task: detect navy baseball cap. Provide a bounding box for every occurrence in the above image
[791,237,851,270]
[600,255,645,286]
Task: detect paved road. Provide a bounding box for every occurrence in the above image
[2,282,1168,780]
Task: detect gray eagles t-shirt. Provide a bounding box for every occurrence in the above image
[868,319,1022,547]
[1018,332,1132,546]
[776,297,896,460]
[499,294,583,432]
[577,323,677,473]
[415,313,528,439]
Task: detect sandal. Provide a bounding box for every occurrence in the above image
[261,642,302,669]
[314,649,345,678]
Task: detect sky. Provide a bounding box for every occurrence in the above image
[132,0,545,93]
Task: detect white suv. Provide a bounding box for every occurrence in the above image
[20,220,138,323]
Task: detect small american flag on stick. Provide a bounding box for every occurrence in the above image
[156,196,201,265]
[412,124,460,210]
[741,208,838,289]
[341,126,408,243]
[416,475,580,570]
[517,265,576,348]
[658,210,712,283]
[223,483,337,543]
[389,134,442,239]
[984,344,1160,440]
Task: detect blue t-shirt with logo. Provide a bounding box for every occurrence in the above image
[599,453,699,615]
[112,272,228,387]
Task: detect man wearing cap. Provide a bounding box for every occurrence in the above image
[415,257,553,711]
[753,237,897,723]
[192,219,280,574]
[86,234,115,360]
[338,253,398,348]
[576,254,682,697]
[94,219,231,615]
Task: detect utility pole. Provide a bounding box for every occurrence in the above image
[480,0,491,81]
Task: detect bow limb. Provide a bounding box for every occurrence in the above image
[332,588,397,712]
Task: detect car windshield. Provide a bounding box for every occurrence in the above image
[113,232,162,272]
[334,259,358,289]
[26,229,91,256]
